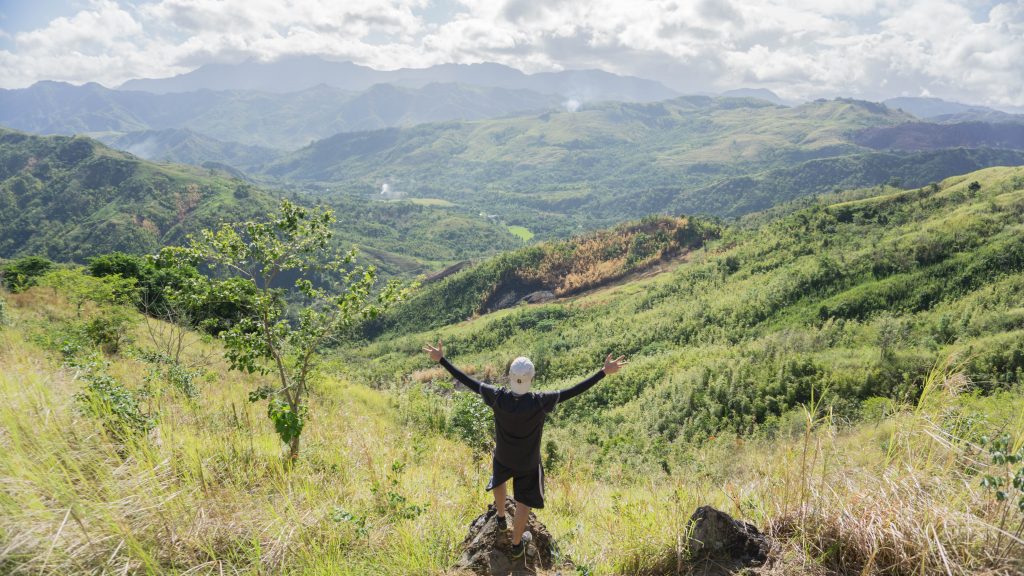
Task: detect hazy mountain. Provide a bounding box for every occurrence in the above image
[120,57,380,94]
[118,56,678,102]
[883,96,1023,123]
[95,128,280,169]
[721,88,784,105]
[0,80,561,150]
[851,122,1024,151]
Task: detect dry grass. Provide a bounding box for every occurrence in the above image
[0,296,1022,575]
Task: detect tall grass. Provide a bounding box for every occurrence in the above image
[1,292,1022,574]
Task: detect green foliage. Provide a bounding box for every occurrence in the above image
[84,307,136,354]
[370,460,429,520]
[137,350,201,398]
[0,256,54,291]
[449,391,495,454]
[329,507,369,539]
[0,129,278,262]
[72,355,153,442]
[35,268,137,316]
[165,199,413,459]
[88,251,260,336]
[267,397,305,444]
[979,434,1024,531]
[369,215,716,336]
[351,166,1024,471]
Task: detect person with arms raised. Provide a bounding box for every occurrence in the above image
[423,339,627,559]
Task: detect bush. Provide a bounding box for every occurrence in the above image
[449,391,495,454]
[0,256,54,292]
[84,307,136,354]
[73,357,153,442]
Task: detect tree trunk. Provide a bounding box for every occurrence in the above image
[288,433,301,461]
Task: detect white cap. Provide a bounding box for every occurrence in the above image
[508,356,535,395]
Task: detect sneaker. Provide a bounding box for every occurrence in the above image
[495,514,507,530]
[510,531,532,559]
[510,540,525,559]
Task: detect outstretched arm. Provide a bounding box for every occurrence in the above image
[423,339,493,397]
[555,353,628,403]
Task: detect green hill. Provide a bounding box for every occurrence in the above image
[1,167,1021,575]
[0,129,523,274]
[261,97,1024,235]
[353,165,1024,459]
[0,128,278,261]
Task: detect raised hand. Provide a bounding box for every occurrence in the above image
[423,339,444,362]
[602,353,628,375]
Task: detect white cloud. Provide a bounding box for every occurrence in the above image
[0,0,1022,109]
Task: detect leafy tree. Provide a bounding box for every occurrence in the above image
[165,200,412,460]
[1,256,54,292]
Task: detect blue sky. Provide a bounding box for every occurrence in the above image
[1,0,1022,110]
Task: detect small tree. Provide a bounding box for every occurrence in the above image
[165,200,411,460]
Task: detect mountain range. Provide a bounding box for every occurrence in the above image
[259,97,1024,233]
[119,56,679,103]
[883,96,1024,123]
[0,80,562,150]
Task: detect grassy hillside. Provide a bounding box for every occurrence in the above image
[261,97,1024,235]
[353,166,1024,459]
[0,128,278,261]
[0,238,1021,575]
[367,215,717,336]
[0,129,523,275]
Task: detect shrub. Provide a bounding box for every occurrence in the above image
[83,307,136,354]
[73,357,153,442]
[0,256,54,292]
[449,391,495,453]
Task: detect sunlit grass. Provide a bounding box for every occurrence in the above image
[1,291,1022,574]
[507,225,534,242]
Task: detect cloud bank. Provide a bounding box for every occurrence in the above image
[1,0,1022,109]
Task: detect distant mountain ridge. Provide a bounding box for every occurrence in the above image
[883,96,1024,123]
[0,80,562,150]
[95,128,279,170]
[118,55,678,102]
[720,88,784,105]
[852,122,1024,151]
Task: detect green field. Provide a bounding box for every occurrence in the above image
[408,197,457,207]
[506,225,534,241]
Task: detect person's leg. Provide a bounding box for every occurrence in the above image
[510,463,544,547]
[511,501,530,545]
[493,481,507,519]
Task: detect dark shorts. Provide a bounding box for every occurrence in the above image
[486,456,545,509]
